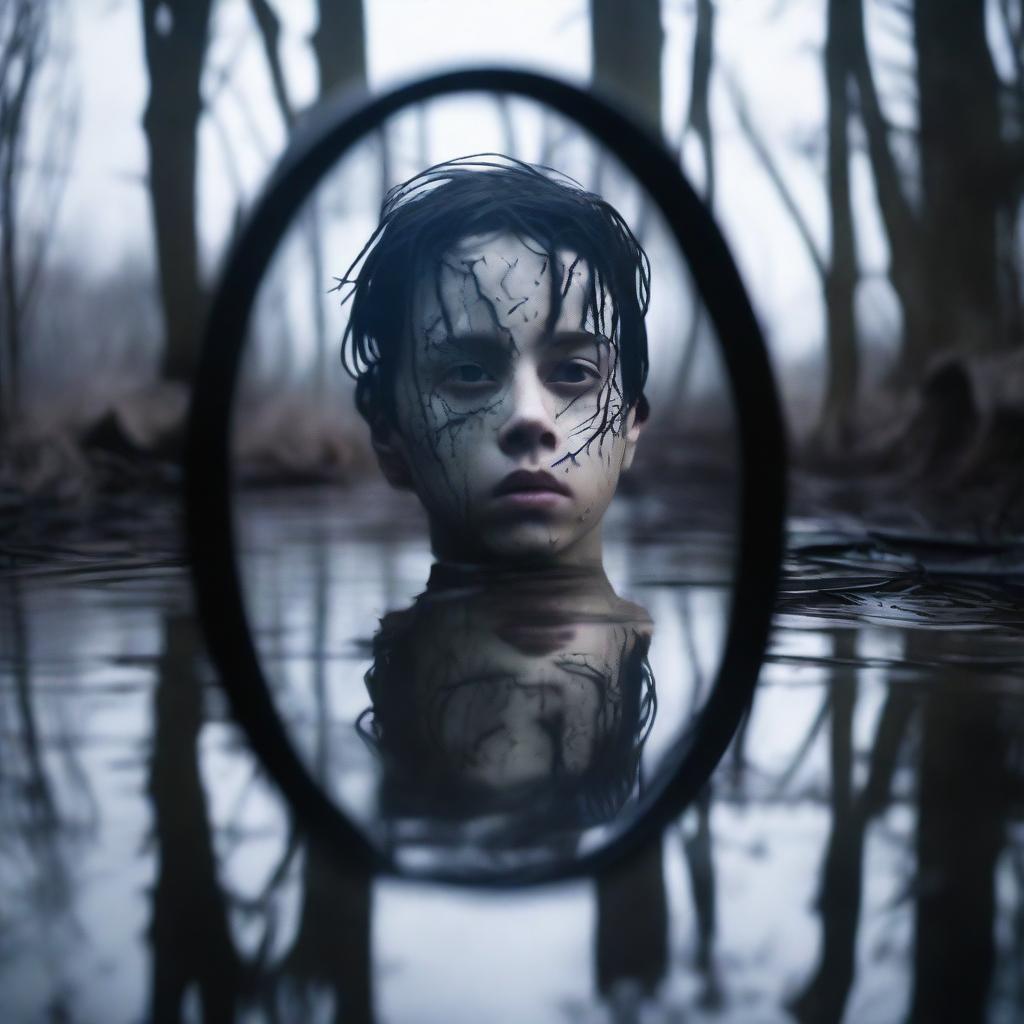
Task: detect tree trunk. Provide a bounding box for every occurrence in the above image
[280,841,374,1023]
[590,0,663,138]
[848,0,928,376]
[909,685,1005,1022]
[0,0,43,416]
[915,0,1004,359]
[788,631,921,1023]
[595,834,668,999]
[141,0,214,384]
[685,0,715,203]
[148,614,240,1023]
[313,0,368,98]
[819,0,858,448]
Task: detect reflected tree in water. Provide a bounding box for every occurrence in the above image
[791,628,914,1023]
[148,598,375,1023]
[682,788,721,1010]
[0,573,98,1004]
[909,637,1012,1023]
[269,842,372,1024]
[148,613,240,1022]
[596,836,668,1019]
[265,529,373,1024]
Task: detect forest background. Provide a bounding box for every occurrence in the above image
[1,0,1022,533]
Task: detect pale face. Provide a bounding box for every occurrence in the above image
[379,231,642,567]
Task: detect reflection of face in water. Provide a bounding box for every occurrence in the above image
[386,231,643,568]
[359,566,656,841]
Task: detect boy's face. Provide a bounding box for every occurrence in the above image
[377,231,642,566]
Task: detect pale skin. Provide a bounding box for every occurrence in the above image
[372,231,644,568]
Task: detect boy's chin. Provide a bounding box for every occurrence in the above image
[474,523,596,567]
[429,515,601,567]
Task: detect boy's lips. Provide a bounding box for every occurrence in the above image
[492,470,572,500]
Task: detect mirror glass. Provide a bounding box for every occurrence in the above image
[230,92,739,880]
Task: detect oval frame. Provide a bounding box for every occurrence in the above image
[186,68,786,886]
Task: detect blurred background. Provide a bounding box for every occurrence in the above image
[2,0,1021,526]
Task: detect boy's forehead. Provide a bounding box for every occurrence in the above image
[411,230,611,342]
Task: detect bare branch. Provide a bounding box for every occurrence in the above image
[683,0,715,207]
[848,0,919,272]
[0,0,44,412]
[247,0,294,130]
[721,67,827,282]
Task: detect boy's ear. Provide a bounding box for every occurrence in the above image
[371,419,415,490]
[620,396,648,473]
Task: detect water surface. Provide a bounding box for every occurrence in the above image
[1,486,1022,1022]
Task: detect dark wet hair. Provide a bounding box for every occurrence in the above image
[336,154,651,440]
[355,596,657,841]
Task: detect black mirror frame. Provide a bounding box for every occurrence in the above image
[185,67,786,887]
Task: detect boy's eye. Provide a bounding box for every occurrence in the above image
[548,360,601,387]
[442,363,495,387]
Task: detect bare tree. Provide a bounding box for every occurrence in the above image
[140,0,214,384]
[670,0,716,415]
[725,70,850,444]
[725,0,862,454]
[246,0,367,402]
[914,1,1004,359]
[847,0,926,376]
[850,0,1018,376]
[0,0,45,415]
[313,0,368,98]
[820,0,858,449]
[683,0,715,204]
[590,0,663,137]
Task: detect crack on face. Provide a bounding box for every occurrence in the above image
[396,232,638,557]
[498,256,521,299]
[441,255,518,356]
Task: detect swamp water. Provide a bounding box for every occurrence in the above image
[1,483,1023,1023]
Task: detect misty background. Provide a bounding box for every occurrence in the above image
[2,0,1023,526]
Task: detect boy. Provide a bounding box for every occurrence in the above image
[339,155,651,568]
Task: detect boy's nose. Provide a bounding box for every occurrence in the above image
[498,369,558,458]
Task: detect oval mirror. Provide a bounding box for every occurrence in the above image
[186,69,785,885]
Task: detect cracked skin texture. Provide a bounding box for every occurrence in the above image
[373,231,643,568]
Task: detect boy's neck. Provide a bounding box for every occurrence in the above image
[428,520,606,571]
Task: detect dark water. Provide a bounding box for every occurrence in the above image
[1,485,1023,1023]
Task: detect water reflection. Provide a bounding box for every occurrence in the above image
[360,564,656,874]
[149,614,239,1022]
[1,498,1023,1022]
[151,605,374,1023]
[235,485,725,877]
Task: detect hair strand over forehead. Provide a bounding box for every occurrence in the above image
[333,153,651,429]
